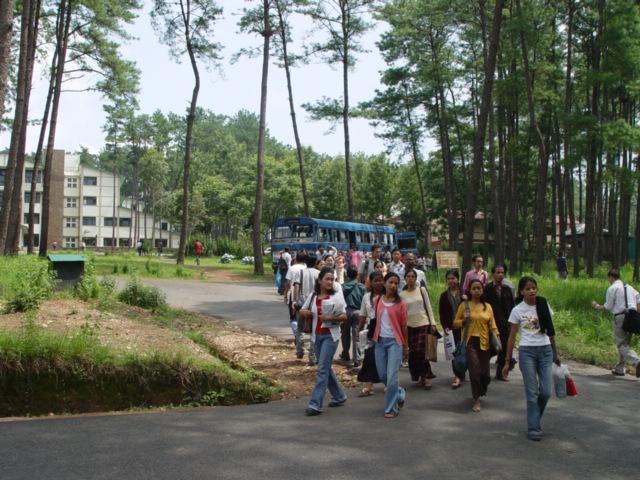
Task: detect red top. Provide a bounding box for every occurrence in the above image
[315,296,331,335]
[194,241,204,255]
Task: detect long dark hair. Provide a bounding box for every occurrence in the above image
[467,278,487,310]
[314,266,337,295]
[515,276,537,304]
[383,271,401,302]
[368,271,384,293]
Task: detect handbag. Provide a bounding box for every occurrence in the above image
[490,331,502,354]
[298,293,315,334]
[452,301,471,373]
[622,286,640,334]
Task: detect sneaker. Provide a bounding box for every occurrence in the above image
[296,352,304,359]
[527,434,542,442]
[328,399,347,407]
[611,369,625,376]
[305,408,322,416]
[636,364,640,378]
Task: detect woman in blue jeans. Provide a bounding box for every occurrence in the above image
[372,272,408,418]
[299,267,348,416]
[503,276,561,441]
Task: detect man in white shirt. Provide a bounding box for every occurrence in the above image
[357,244,381,283]
[283,253,307,359]
[282,248,292,268]
[592,268,640,377]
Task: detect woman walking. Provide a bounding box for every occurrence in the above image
[299,267,348,416]
[356,271,385,396]
[334,255,346,285]
[438,269,466,388]
[454,279,499,412]
[400,269,437,389]
[372,272,408,418]
[503,276,561,441]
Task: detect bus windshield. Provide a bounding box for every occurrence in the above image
[291,224,314,241]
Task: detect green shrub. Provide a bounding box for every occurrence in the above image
[117,277,167,312]
[75,258,100,301]
[0,256,55,313]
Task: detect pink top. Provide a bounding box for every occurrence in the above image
[463,269,488,294]
[349,251,362,268]
[372,296,408,346]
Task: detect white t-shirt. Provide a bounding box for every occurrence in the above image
[286,263,305,302]
[282,251,291,267]
[379,300,395,338]
[508,301,553,347]
[359,292,377,321]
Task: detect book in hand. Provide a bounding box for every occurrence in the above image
[321,299,341,327]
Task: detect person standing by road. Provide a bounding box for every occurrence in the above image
[193,239,204,265]
[299,267,348,416]
[372,272,408,418]
[283,253,307,359]
[484,264,516,380]
[462,254,488,294]
[400,269,437,389]
[503,276,561,441]
[592,269,640,377]
[439,269,465,388]
[556,251,568,280]
[454,279,499,412]
[358,244,382,283]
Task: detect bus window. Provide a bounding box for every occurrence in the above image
[356,232,362,243]
[292,225,313,241]
[274,226,291,239]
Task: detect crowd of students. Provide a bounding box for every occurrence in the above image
[280,246,640,441]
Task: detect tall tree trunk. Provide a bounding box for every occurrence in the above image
[462,0,505,273]
[252,0,272,276]
[0,0,33,254]
[176,1,201,265]
[39,0,71,257]
[275,0,309,217]
[634,153,640,282]
[0,0,14,122]
[517,0,548,274]
[7,0,41,254]
[555,115,565,255]
[28,37,57,254]
[112,155,117,252]
[341,7,354,220]
[488,107,504,264]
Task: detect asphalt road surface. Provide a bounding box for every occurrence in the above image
[2,279,639,480]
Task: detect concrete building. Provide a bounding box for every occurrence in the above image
[0,150,179,250]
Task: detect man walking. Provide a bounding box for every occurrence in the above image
[388,248,406,288]
[340,267,366,367]
[592,268,640,377]
[485,264,516,380]
[357,244,381,284]
[193,239,204,265]
[284,253,307,359]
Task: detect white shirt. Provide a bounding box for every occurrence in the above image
[282,251,291,267]
[359,292,378,321]
[603,280,639,315]
[379,300,395,338]
[508,301,553,347]
[388,261,406,288]
[285,263,305,302]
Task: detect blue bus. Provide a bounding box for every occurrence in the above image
[396,231,418,256]
[271,217,397,265]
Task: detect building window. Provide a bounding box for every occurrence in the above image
[83,237,97,247]
[65,197,77,208]
[83,196,97,206]
[83,176,98,186]
[23,213,40,224]
[161,222,168,231]
[23,234,39,247]
[24,192,41,204]
[104,217,116,227]
[66,177,78,188]
[119,217,131,227]
[104,238,116,247]
[119,238,130,247]
[64,237,77,249]
[25,169,42,184]
[65,217,77,228]
[0,168,5,186]
[82,216,96,226]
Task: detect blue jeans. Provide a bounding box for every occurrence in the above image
[518,345,553,437]
[308,334,347,411]
[375,336,405,414]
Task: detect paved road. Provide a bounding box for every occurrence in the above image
[2,279,639,479]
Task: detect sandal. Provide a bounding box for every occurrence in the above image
[384,411,399,419]
[451,380,461,389]
[423,379,432,390]
[358,388,374,397]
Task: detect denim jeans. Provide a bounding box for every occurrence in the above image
[518,345,553,437]
[375,336,405,414]
[308,334,347,411]
[288,303,304,357]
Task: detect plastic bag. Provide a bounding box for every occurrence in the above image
[358,329,369,357]
[566,375,578,396]
[553,364,569,399]
[443,330,456,360]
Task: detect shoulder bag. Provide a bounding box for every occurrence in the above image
[452,301,471,373]
[622,285,640,334]
[298,292,315,334]
[420,287,439,362]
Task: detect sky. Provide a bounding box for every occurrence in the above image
[0,2,435,160]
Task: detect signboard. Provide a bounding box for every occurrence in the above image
[435,251,459,270]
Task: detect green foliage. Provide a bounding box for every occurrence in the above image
[117,277,167,312]
[75,257,101,301]
[0,257,55,313]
